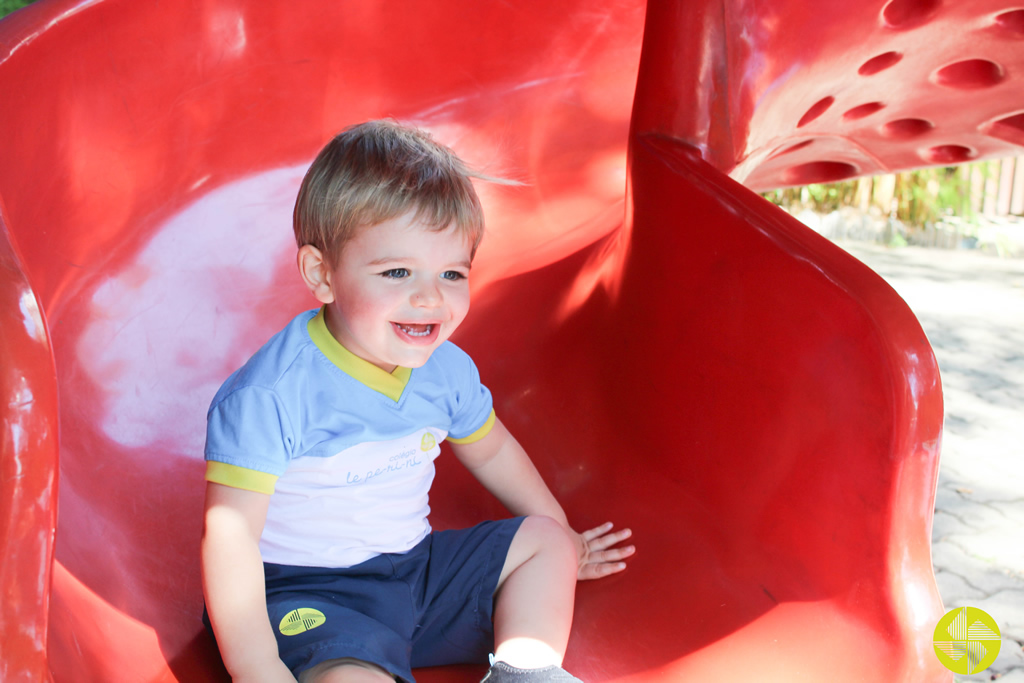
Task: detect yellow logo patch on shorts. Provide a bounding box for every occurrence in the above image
[279,607,326,636]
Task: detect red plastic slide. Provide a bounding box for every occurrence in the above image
[6,0,1019,680]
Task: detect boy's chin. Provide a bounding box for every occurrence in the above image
[389,347,438,369]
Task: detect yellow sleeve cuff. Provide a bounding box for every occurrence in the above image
[446,409,496,445]
[205,461,278,495]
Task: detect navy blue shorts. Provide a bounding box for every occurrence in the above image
[261,517,524,683]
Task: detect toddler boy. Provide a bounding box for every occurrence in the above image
[201,120,634,683]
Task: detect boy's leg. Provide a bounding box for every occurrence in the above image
[300,658,394,682]
[263,560,417,683]
[491,515,579,670]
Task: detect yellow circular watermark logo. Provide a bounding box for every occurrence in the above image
[420,432,437,451]
[279,607,326,636]
[933,607,1001,674]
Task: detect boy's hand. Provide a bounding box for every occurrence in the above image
[573,522,634,581]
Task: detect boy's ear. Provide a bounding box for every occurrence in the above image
[297,245,336,304]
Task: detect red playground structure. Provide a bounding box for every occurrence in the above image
[3,0,1022,680]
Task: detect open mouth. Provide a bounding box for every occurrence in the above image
[395,322,434,337]
[392,321,441,344]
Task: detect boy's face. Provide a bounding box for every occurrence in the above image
[320,212,473,373]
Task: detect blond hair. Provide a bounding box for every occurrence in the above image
[294,120,496,263]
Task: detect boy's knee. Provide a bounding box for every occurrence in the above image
[300,658,394,682]
[517,516,576,563]
[498,515,577,594]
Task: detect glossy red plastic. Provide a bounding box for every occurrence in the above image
[0,0,975,680]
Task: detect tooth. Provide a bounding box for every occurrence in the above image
[398,323,432,337]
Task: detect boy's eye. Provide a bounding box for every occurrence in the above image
[381,268,410,279]
[441,270,467,281]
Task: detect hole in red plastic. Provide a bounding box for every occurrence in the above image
[993,9,1024,35]
[993,112,1024,133]
[858,51,904,75]
[797,97,835,128]
[842,102,886,121]
[882,0,942,29]
[881,118,935,139]
[783,161,859,185]
[769,140,815,158]
[922,145,975,164]
[932,59,1005,89]
[982,112,1024,145]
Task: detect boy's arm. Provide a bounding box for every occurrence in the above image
[450,417,634,580]
[201,482,297,683]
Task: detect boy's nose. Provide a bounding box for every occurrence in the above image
[411,280,442,307]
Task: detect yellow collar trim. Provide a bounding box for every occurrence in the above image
[308,308,411,402]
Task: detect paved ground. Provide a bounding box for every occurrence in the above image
[838,242,1024,682]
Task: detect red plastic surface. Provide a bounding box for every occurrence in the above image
[631,0,1024,189]
[1,191,59,683]
[0,0,977,680]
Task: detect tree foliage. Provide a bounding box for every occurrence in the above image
[0,0,36,18]
[762,163,987,229]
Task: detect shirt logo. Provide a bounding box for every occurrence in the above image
[279,607,326,636]
[933,606,1001,674]
[420,432,437,451]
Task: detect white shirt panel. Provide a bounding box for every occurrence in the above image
[260,426,447,567]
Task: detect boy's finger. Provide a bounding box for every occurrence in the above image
[588,528,632,550]
[590,545,635,564]
[580,522,614,541]
[578,560,628,581]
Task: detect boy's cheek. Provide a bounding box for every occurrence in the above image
[333,291,384,320]
[450,297,471,328]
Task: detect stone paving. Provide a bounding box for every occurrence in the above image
[839,243,1024,682]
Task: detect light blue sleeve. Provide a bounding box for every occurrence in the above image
[444,344,495,441]
[204,386,295,476]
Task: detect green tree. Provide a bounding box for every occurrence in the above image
[1,0,37,19]
[763,164,979,230]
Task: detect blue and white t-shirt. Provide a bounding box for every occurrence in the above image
[204,308,495,568]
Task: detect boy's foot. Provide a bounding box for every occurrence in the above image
[480,660,583,683]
